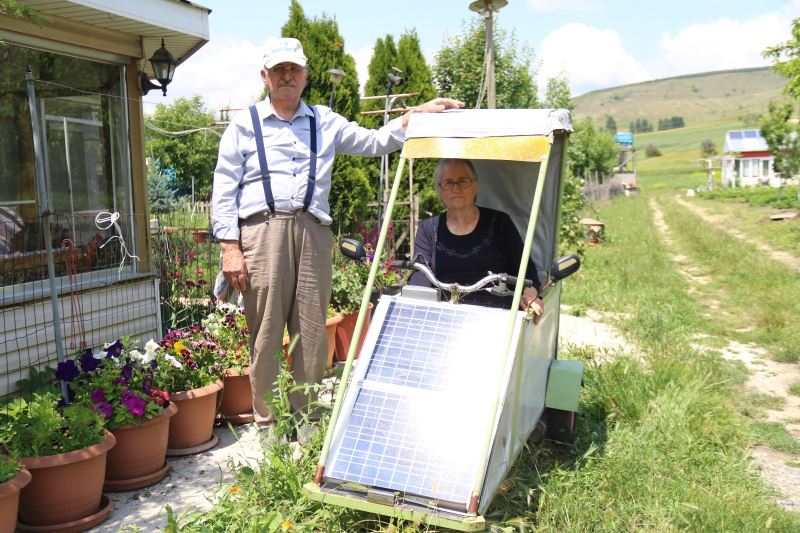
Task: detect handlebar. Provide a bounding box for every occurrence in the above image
[391,259,533,302]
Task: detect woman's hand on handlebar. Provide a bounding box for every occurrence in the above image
[521,287,543,325]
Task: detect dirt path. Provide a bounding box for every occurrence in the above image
[650,197,800,510]
[674,196,800,273]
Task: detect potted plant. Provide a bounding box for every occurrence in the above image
[155,326,224,455]
[202,305,253,424]
[331,249,382,362]
[0,392,114,530]
[0,456,30,532]
[59,339,177,491]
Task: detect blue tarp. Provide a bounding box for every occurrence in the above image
[614,132,634,146]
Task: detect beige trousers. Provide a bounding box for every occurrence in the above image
[239,211,333,426]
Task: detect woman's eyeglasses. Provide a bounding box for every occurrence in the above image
[439,178,474,191]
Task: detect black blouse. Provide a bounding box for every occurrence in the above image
[410,206,540,308]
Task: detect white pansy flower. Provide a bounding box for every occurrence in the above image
[93,350,107,360]
[164,353,183,369]
[144,339,160,353]
[129,349,143,361]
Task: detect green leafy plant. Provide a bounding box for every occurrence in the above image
[0,456,21,484]
[0,392,105,457]
[330,251,369,314]
[58,338,172,429]
[201,305,250,375]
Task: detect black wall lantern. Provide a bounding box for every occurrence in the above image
[139,38,177,96]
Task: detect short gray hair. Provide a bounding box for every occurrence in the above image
[434,159,479,187]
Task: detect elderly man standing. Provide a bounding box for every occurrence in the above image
[211,37,463,435]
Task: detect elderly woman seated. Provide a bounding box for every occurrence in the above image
[409,158,543,321]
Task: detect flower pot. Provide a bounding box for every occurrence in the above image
[17,430,115,529]
[326,312,343,369]
[218,368,253,424]
[105,402,177,492]
[191,228,209,243]
[281,313,343,369]
[0,467,31,533]
[167,379,223,456]
[334,303,373,362]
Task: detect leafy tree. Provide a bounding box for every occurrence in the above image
[432,18,537,109]
[544,75,573,110]
[759,100,800,201]
[764,18,800,100]
[0,0,43,23]
[700,139,716,157]
[281,0,371,230]
[568,118,618,180]
[145,96,220,199]
[604,115,617,134]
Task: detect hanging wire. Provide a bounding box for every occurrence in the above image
[95,211,140,277]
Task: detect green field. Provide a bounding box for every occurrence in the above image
[573,67,785,127]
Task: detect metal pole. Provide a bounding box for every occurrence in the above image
[26,67,69,402]
[329,85,336,108]
[486,10,496,109]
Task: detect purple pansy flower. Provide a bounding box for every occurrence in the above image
[55,359,79,382]
[104,340,123,358]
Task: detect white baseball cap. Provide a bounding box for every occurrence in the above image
[263,37,307,69]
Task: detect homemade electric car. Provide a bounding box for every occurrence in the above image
[304,108,582,531]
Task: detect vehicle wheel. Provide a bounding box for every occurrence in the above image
[545,408,576,444]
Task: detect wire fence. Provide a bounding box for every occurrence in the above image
[0,209,221,398]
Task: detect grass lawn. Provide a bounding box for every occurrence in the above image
[165,193,800,532]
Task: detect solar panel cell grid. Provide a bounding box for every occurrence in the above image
[326,299,512,509]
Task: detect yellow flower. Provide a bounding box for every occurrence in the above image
[229,485,239,494]
[280,520,292,531]
[173,340,187,353]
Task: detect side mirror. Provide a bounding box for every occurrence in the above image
[339,237,367,263]
[551,254,580,282]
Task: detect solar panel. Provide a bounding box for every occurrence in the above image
[744,130,759,138]
[325,298,513,511]
[729,131,743,139]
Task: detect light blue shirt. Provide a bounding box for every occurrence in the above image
[211,98,405,240]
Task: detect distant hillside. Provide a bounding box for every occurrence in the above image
[572,67,786,130]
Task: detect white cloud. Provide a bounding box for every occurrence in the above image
[528,0,604,12]
[143,36,266,116]
[348,46,373,95]
[537,22,650,96]
[657,13,790,78]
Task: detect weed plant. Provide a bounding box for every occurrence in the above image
[699,185,800,209]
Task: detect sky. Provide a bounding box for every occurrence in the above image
[146,0,800,114]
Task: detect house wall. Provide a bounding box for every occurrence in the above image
[0,14,160,394]
[1,277,159,396]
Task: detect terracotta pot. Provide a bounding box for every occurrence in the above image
[281,313,343,369]
[0,467,31,533]
[191,229,209,243]
[105,402,177,491]
[218,368,253,424]
[167,379,223,455]
[334,303,373,362]
[18,430,115,528]
[326,312,343,369]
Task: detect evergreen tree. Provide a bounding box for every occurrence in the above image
[605,115,617,134]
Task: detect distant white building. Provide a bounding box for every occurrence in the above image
[721,129,779,187]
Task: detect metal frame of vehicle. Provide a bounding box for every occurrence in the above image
[304,109,581,531]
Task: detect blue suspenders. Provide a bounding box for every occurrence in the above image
[247,105,317,214]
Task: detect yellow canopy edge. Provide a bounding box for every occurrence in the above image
[401,136,550,162]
